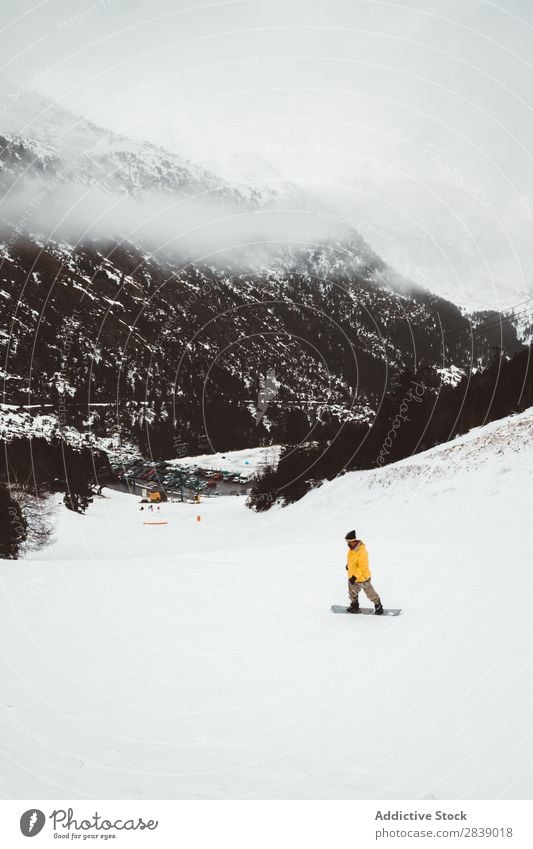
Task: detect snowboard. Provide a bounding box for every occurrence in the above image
[331,604,401,616]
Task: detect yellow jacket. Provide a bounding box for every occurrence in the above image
[347,541,371,582]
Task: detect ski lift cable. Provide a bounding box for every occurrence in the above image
[435,296,533,341]
[443,305,533,343]
[444,302,533,339]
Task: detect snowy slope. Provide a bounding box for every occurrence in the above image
[204,150,307,207]
[0,410,532,799]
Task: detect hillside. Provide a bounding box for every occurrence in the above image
[1,408,531,799]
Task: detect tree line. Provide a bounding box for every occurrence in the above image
[247,345,533,510]
[0,437,113,558]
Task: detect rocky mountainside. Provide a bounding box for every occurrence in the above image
[0,93,524,456]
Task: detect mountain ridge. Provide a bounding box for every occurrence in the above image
[0,93,524,455]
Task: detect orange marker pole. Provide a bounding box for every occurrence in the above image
[196,515,201,522]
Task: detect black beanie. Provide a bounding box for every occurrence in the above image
[345,529,357,540]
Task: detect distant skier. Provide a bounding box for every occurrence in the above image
[345,529,383,615]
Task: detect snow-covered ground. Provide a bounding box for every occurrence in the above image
[1,410,532,799]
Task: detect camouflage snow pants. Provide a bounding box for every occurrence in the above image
[348,579,380,604]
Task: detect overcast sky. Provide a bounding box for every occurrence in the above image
[2,0,533,310]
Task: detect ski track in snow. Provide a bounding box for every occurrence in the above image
[0,409,532,799]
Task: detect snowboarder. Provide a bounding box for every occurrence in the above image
[345,529,383,615]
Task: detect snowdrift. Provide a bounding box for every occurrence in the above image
[1,409,532,799]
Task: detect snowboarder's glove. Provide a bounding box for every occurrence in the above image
[345,564,348,571]
[349,575,356,585]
